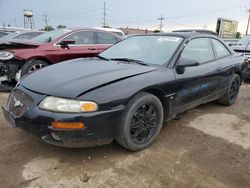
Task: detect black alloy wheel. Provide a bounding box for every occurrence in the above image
[218,74,241,106]
[130,104,157,144]
[228,77,240,103]
[116,92,163,151]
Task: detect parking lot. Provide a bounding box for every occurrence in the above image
[0,82,249,188]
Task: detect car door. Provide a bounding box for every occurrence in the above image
[95,31,120,53]
[210,38,234,90]
[173,37,223,113]
[53,31,97,63]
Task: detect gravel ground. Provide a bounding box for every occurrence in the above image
[0,83,250,188]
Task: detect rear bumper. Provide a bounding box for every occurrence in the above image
[3,86,124,148]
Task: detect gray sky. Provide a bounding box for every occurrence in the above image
[0,0,249,33]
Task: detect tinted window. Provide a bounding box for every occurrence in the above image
[63,31,94,45]
[211,39,230,58]
[14,32,42,40]
[181,38,214,64]
[96,32,117,44]
[32,29,70,43]
[237,35,250,46]
[0,32,8,38]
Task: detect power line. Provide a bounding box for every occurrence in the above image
[158,14,164,32]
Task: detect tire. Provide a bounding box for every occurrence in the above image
[21,59,49,77]
[116,92,164,151]
[218,74,241,106]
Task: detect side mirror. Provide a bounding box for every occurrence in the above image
[59,39,75,48]
[176,58,199,74]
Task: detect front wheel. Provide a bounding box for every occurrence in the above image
[21,59,49,77]
[116,92,164,151]
[218,74,241,106]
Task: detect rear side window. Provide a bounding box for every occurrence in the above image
[96,32,117,44]
[63,31,94,45]
[181,38,214,64]
[14,32,41,40]
[211,39,230,58]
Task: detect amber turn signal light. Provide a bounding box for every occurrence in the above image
[52,122,85,129]
[81,102,97,112]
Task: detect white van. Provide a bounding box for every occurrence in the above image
[94,27,125,37]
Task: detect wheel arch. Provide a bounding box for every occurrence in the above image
[233,68,243,84]
[139,88,169,120]
[25,56,52,65]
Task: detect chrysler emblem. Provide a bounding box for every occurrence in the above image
[13,96,24,108]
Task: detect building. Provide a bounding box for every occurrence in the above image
[120,27,154,35]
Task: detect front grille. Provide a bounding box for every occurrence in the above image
[7,90,33,117]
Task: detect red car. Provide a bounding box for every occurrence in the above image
[0,28,122,87]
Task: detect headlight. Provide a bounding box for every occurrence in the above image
[39,96,98,113]
[0,51,14,61]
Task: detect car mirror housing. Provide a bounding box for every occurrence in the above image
[176,58,199,74]
[177,58,200,67]
[59,39,76,48]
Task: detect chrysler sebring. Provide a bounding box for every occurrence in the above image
[2,33,248,151]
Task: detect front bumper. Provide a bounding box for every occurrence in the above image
[3,86,124,148]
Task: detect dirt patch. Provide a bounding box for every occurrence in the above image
[0,85,250,187]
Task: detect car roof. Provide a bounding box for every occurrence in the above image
[129,32,220,39]
[61,27,123,38]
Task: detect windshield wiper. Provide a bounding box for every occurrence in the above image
[96,55,110,61]
[110,58,149,66]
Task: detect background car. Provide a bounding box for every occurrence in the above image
[0,28,122,88]
[3,33,247,151]
[0,31,9,39]
[230,35,250,77]
[0,31,44,49]
[94,27,125,37]
[173,29,218,36]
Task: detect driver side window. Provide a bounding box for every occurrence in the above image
[62,31,94,45]
[180,38,214,65]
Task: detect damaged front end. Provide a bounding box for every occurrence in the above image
[0,51,23,88]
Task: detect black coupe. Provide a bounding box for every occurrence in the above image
[2,33,248,151]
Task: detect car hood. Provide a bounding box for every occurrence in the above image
[21,58,157,98]
[0,39,41,50]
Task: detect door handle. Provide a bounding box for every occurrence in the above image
[88,47,97,50]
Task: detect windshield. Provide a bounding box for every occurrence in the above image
[32,29,71,43]
[237,36,250,46]
[0,32,20,40]
[100,35,183,65]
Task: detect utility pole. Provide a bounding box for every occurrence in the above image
[246,9,250,35]
[203,24,208,30]
[158,14,164,32]
[42,11,49,30]
[102,2,107,28]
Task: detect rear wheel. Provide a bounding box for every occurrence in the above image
[116,92,163,151]
[21,59,49,77]
[218,74,241,106]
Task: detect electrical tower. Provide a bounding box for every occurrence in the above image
[42,11,49,30]
[102,2,107,28]
[158,14,164,32]
[246,9,250,35]
[23,10,35,30]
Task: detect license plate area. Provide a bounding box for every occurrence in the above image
[2,107,16,128]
